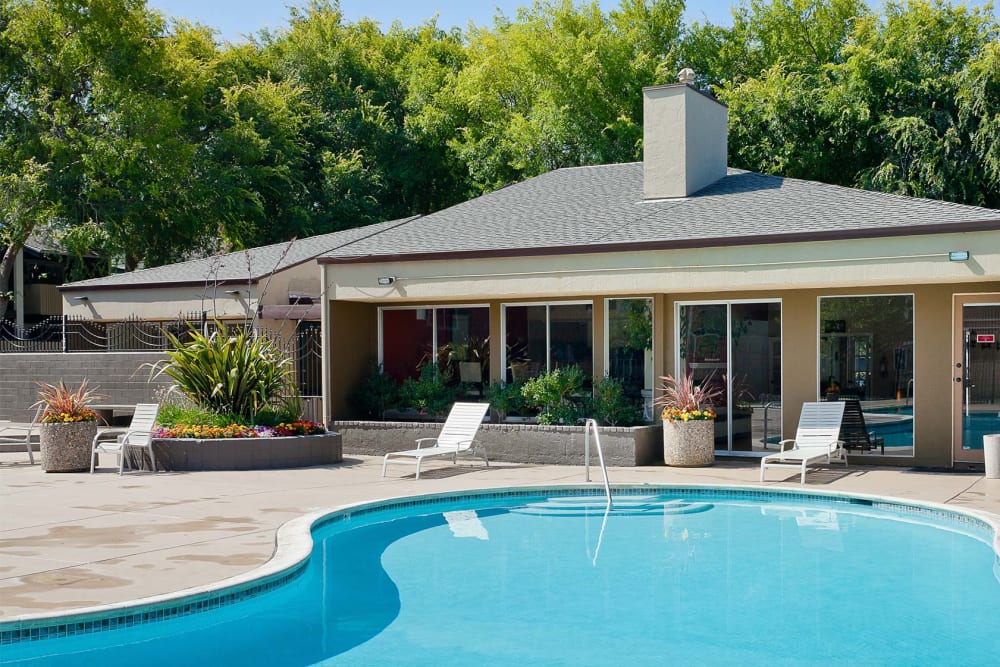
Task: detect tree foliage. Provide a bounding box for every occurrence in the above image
[1,0,998,293]
[693,0,1000,207]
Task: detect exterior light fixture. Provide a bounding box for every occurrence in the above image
[73,295,89,301]
[224,289,241,296]
[377,276,396,286]
[948,250,970,262]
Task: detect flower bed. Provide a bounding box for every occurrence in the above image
[153,420,325,439]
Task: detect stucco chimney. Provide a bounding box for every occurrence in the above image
[643,71,728,199]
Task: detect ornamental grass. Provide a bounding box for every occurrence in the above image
[655,372,722,422]
[34,380,102,423]
[149,323,292,422]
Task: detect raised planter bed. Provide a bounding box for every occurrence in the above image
[333,421,661,467]
[147,433,343,471]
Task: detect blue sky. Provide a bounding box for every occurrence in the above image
[146,1,737,42]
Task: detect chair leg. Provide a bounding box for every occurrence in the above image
[90,447,96,473]
[119,446,126,475]
[415,459,422,480]
[800,462,807,484]
[381,455,390,477]
[759,461,766,483]
[148,446,156,473]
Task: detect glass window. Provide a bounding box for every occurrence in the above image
[678,301,782,451]
[550,303,593,375]
[505,305,547,382]
[504,303,593,382]
[381,306,490,388]
[819,295,914,456]
[607,298,654,418]
[381,309,434,382]
[437,307,491,387]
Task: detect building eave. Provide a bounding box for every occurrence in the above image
[317,219,1000,266]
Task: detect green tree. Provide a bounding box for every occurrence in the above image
[688,0,1000,206]
[0,0,219,270]
[0,159,56,317]
[436,0,683,190]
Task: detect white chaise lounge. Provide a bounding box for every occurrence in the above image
[760,401,847,484]
[382,402,491,479]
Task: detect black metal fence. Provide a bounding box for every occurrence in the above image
[0,313,323,405]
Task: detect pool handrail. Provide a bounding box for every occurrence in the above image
[583,418,613,507]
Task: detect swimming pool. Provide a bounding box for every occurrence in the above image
[866,406,914,448]
[2,486,999,666]
[866,406,1000,450]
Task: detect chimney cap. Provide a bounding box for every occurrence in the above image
[677,68,696,84]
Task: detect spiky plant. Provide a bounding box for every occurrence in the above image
[654,372,722,422]
[149,323,294,422]
[35,380,102,423]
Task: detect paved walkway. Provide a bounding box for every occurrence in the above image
[1,451,998,619]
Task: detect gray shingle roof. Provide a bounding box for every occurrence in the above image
[320,164,1000,262]
[63,217,415,290]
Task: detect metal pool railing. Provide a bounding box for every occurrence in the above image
[583,418,612,507]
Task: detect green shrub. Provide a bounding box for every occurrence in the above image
[588,375,644,426]
[150,323,294,422]
[486,380,527,420]
[157,402,240,428]
[521,365,586,425]
[349,362,400,419]
[399,363,458,417]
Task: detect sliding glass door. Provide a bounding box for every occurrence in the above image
[677,301,782,452]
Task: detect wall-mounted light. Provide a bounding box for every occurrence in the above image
[72,295,89,301]
[377,276,396,286]
[224,289,241,296]
[949,250,970,262]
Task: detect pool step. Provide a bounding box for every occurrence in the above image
[509,497,713,517]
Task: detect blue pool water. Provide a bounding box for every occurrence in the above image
[866,406,1000,450]
[866,406,914,448]
[3,489,999,666]
[960,412,1000,450]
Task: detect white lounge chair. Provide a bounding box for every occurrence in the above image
[90,403,160,475]
[382,402,491,479]
[760,401,847,484]
[0,406,42,465]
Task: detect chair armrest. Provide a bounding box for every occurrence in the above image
[120,429,155,445]
[414,437,438,449]
[93,427,128,445]
[777,439,796,452]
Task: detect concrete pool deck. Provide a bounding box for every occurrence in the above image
[1,451,998,619]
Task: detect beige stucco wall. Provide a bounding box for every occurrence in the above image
[60,261,323,322]
[326,267,1000,466]
[325,230,999,303]
[328,300,378,418]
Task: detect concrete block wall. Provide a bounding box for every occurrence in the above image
[333,421,663,467]
[0,352,173,422]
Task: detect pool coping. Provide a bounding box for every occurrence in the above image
[2,483,998,644]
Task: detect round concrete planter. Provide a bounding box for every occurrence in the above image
[39,421,97,472]
[662,419,715,467]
